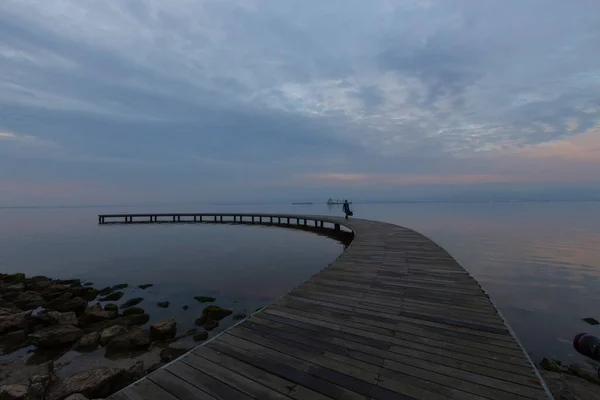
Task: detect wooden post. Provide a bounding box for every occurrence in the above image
[314,220,318,227]
[304,219,307,226]
[177,215,181,222]
[194,215,197,222]
[214,215,217,222]
[270,217,273,224]
[172,216,176,222]
[335,223,340,231]
[287,217,290,225]
[199,215,203,222]
[220,216,223,222]
[320,221,324,228]
[259,217,262,224]
[252,216,255,223]
[296,218,300,226]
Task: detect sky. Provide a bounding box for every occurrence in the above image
[1,0,599,205]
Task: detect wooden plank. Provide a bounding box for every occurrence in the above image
[165,360,254,400]
[207,338,370,400]
[183,353,293,400]
[193,346,333,400]
[148,369,218,400]
[121,378,179,400]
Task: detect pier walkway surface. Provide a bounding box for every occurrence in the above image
[99,213,551,400]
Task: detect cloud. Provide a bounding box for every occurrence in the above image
[0,0,599,204]
[0,131,54,146]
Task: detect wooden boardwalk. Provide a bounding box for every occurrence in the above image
[100,213,552,400]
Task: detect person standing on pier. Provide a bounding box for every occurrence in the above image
[342,200,353,219]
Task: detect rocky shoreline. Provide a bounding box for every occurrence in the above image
[0,273,238,400]
[538,357,600,399]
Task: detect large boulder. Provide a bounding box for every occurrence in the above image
[86,313,149,332]
[0,384,28,400]
[47,295,87,314]
[99,325,127,345]
[45,367,126,400]
[37,311,79,326]
[0,329,28,355]
[149,319,176,340]
[541,369,600,400]
[0,310,32,335]
[40,284,69,299]
[14,291,46,309]
[1,282,25,294]
[195,305,232,326]
[80,303,114,324]
[568,363,600,385]
[119,297,143,309]
[74,331,101,351]
[106,328,151,352]
[28,325,84,348]
[122,307,144,316]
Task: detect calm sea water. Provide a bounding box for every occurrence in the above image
[1,202,599,365]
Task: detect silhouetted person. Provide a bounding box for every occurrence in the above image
[342,200,352,219]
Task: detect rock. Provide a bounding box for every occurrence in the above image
[157,301,169,308]
[40,283,69,298]
[100,325,127,345]
[40,311,79,326]
[47,294,87,313]
[1,282,25,294]
[0,329,28,355]
[85,313,149,332]
[182,305,188,310]
[83,282,94,286]
[194,296,216,303]
[159,347,189,362]
[583,317,599,325]
[69,286,98,301]
[125,360,145,381]
[74,331,100,351]
[204,320,219,331]
[540,357,565,373]
[106,328,151,352]
[202,305,232,321]
[233,313,247,321]
[122,307,144,316]
[138,284,153,289]
[119,297,143,309]
[0,384,28,400]
[28,374,51,399]
[146,361,164,374]
[81,303,113,324]
[541,369,600,400]
[1,273,26,283]
[14,291,45,309]
[45,367,126,400]
[149,319,176,340]
[103,303,118,312]
[55,279,81,286]
[112,283,128,290]
[193,331,209,342]
[0,310,32,335]
[29,325,84,348]
[568,363,600,385]
[64,395,90,400]
[98,287,113,296]
[98,291,123,302]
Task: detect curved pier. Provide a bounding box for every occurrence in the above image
[99,213,551,400]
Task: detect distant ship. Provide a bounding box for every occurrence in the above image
[327,198,352,205]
